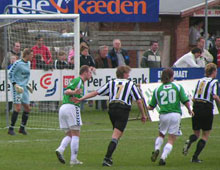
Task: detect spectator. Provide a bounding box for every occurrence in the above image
[8,55,18,69]
[35,54,52,70]
[189,20,204,47]
[67,44,75,69]
[196,37,213,67]
[108,39,129,68]
[68,55,74,69]
[207,33,215,50]
[94,45,112,110]
[80,45,95,108]
[80,46,95,68]
[68,45,74,63]
[209,36,220,67]
[31,35,53,69]
[2,42,22,69]
[173,48,202,68]
[54,51,68,69]
[141,41,161,68]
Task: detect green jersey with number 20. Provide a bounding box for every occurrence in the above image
[149,82,189,114]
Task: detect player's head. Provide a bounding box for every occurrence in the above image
[80,65,92,81]
[161,68,174,83]
[116,65,131,79]
[22,48,33,61]
[205,63,217,78]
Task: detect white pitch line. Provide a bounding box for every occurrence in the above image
[1,135,220,144]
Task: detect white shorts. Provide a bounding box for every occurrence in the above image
[159,113,182,136]
[59,104,82,132]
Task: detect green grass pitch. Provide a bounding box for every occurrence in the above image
[0,106,220,170]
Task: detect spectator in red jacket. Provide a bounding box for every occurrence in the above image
[31,35,53,69]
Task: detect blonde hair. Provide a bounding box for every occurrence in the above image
[116,65,131,78]
[205,63,217,77]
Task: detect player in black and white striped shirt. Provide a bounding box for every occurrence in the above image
[183,63,220,163]
[74,65,147,166]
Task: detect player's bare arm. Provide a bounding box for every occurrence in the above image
[136,99,147,123]
[64,88,82,95]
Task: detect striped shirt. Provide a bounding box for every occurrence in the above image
[194,77,218,104]
[96,79,142,106]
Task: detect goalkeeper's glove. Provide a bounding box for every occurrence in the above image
[26,84,33,93]
[14,84,24,94]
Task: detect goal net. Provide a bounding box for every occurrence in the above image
[0,14,80,129]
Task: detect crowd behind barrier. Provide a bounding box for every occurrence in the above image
[1,67,220,102]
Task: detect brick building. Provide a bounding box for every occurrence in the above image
[85,0,220,67]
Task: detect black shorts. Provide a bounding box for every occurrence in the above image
[192,101,213,131]
[108,103,131,132]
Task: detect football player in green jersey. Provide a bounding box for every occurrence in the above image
[148,68,193,166]
[55,65,92,166]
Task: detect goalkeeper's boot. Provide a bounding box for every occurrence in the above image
[102,157,113,167]
[55,149,65,164]
[151,149,159,162]
[183,140,190,156]
[159,159,166,166]
[19,127,27,135]
[70,159,83,166]
[8,127,16,136]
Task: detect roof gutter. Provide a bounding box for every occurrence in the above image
[180,0,219,17]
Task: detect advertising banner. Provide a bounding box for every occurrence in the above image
[0,0,159,22]
[150,68,205,82]
[140,79,219,122]
[0,68,149,101]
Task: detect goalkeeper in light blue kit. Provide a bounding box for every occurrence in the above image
[148,68,193,166]
[8,48,33,135]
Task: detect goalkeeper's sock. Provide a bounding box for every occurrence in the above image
[57,136,71,153]
[11,111,19,127]
[105,138,118,159]
[161,143,173,160]
[155,136,164,151]
[193,139,206,158]
[70,136,79,161]
[21,111,29,126]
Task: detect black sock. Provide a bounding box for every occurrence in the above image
[187,134,198,148]
[21,111,29,127]
[11,111,19,128]
[193,139,206,159]
[105,138,118,158]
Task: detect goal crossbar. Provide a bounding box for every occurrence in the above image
[0,14,80,77]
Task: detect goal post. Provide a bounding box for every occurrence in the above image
[0,14,80,76]
[0,14,80,129]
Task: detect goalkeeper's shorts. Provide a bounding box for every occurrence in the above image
[12,85,29,104]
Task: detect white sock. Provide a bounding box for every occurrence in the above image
[161,143,173,160]
[57,136,71,153]
[70,136,79,161]
[155,136,164,151]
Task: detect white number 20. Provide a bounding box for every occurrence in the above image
[160,89,176,105]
